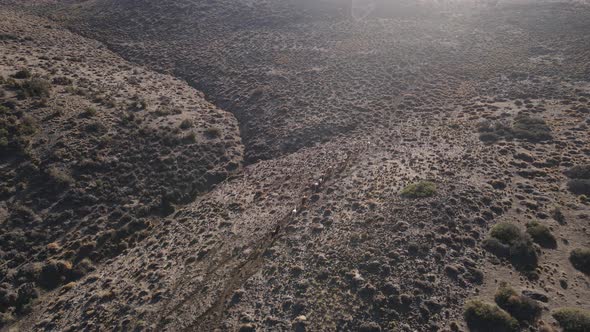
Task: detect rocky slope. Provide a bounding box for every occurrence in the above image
[1,1,589,331]
[0,8,242,328]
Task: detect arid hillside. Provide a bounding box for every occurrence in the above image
[0,8,242,329]
[43,0,590,162]
[1,0,589,331]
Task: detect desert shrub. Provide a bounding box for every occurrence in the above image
[512,115,551,142]
[47,166,74,187]
[494,282,541,322]
[46,242,61,252]
[205,126,221,139]
[477,120,513,143]
[569,248,590,274]
[17,78,51,99]
[179,119,193,130]
[39,260,72,289]
[464,300,518,332]
[567,179,590,196]
[84,107,97,117]
[130,96,148,111]
[250,86,265,100]
[52,76,72,85]
[400,181,436,198]
[0,111,36,155]
[508,237,538,271]
[15,282,38,314]
[484,223,538,270]
[85,121,106,133]
[102,96,117,108]
[490,223,522,244]
[483,237,510,257]
[19,115,36,135]
[552,308,590,332]
[16,262,42,282]
[565,164,590,179]
[184,131,197,143]
[0,312,15,328]
[71,258,94,280]
[479,132,499,143]
[13,68,31,79]
[552,207,566,224]
[526,221,557,248]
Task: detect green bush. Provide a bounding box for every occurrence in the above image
[526,221,557,248]
[569,248,590,274]
[400,181,436,198]
[483,237,510,257]
[512,115,552,142]
[490,223,522,244]
[552,308,590,332]
[464,300,518,332]
[494,283,541,322]
[508,237,538,271]
[84,107,97,117]
[484,223,538,271]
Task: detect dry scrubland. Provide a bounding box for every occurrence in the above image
[0,0,589,331]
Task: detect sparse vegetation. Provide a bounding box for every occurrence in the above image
[569,248,590,274]
[552,308,590,332]
[2,1,590,330]
[494,282,541,323]
[464,300,518,332]
[400,181,436,198]
[477,116,551,143]
[525,221,557,248]
[477,120,512,143]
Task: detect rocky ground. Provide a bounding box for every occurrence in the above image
[0,0,589,331]
[0,8,242,329]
